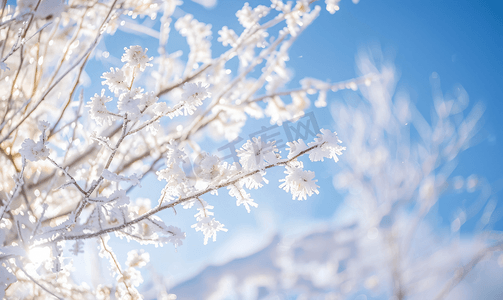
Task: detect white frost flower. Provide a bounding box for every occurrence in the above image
[325,0,341,14]
[218,26,238,47]
[165,225,186,248]
[285,4,307,36]
[139,91,158,111]
[279,161,319,200]
[236,3,254,28]
[181,82,210,115]
[191,201,227,245]
[193,152,222,182]
[125,250,150,268]
[118,88,143,119]
[121,267,143,287]
[192,217,227,245]
[37,120,50,131]
[156,164,187,196]
[228,184,258,213]
[121,45,153,71]
[101,67,129,96]
[265,97,292,125]
[243,171,269,189]
[308,128,346,162]
[102,169,142,186]
[87,89,115,126]
[107,190,130,207]
[20,138,50,161]
[164,140,188,165]
[174,14,212,63]
[236,3,270,28]
[286,139,308,159]
[237,136,279,171]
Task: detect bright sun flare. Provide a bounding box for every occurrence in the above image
[28,247,52,264]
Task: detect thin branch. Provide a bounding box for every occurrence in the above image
[434,242,503,300]
[248,74,374,104]
[47,157,86,195]
[37,142,326,244]
[17,261,63,300]
[99,236,135,299]
[0,158,26,221]
[156,63,211,97]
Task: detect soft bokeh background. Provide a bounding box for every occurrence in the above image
[9,0,502,298]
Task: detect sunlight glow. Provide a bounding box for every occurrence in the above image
[28,247,52,264]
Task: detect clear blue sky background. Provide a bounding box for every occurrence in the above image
[9,0,503,290]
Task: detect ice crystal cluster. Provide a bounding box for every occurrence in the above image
[0,0,363,298]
